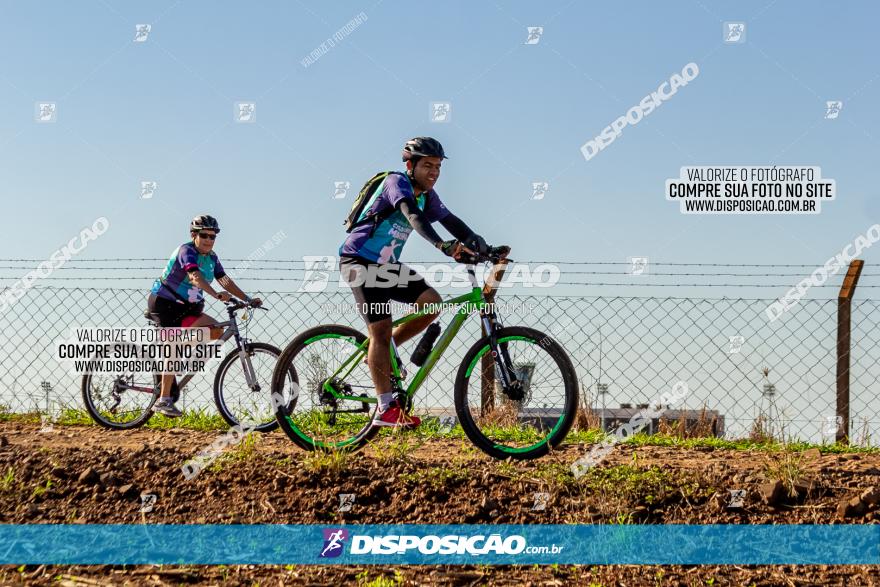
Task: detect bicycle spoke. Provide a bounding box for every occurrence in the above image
[458,332,575,455]
[276,329,378,449]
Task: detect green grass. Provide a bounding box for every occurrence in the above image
[300,449,350,474]
[400,465,469,489]
[3,406,880,456]
[0,467,14,491]
[409,416,466,440]
[209,428,262,472]
[570,429,880,454]
[532,461,579,487]
[579,463,705,505]
[608,511,635,525]
[0,408,230,431]
[31,476,52,498]
[355,569,404,587]
[145,409,228,431]
[368,435,425,465]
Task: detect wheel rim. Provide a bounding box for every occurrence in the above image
[217,347,287,428]
[461,335,571,454]
[279,333,377,448]
[86,373,156,426]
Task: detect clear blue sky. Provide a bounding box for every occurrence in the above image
[1,0,878,296]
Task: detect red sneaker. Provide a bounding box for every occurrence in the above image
[373,401,421,429]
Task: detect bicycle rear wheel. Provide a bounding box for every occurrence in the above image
[454,326,578,460]
[81,372,157,430]
[271,325,380,451]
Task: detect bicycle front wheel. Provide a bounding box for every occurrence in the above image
[454,326,578,460]
[214,342,292,433]
[271,325,379,451]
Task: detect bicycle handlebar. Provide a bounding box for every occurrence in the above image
[224,298,268,311]
[470,245,512,265]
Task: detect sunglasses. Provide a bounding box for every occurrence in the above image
[197,232,217,240]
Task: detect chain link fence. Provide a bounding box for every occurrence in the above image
[2,283,879,443]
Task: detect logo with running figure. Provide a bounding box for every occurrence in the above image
[525,27,544,45]
[825,101,843,119]
[299,255,336,293]
[430,102,451,123]
[319,528,349,558]
[723,22,746,43]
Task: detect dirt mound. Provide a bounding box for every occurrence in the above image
[2,422,880,585]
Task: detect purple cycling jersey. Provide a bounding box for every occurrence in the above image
[339,172,450,263]
[150,241,226,303]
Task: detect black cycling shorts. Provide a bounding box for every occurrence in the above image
[339,256,431,324]
[146,294,204,328]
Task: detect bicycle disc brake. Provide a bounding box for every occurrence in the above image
[495,342,527,403]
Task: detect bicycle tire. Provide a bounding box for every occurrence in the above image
[272,324,380,452]
[453,326,579,460]
[81,373,157,430]
[213,341,292,433]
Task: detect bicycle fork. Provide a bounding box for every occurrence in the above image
[481,312,518,393]
[237,343,260,391]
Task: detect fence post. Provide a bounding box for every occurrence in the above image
[836,259,864,444]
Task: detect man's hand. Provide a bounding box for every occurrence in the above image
[249,297,262,307]
[438,239,457,256]
[438,239,478,264]
[216,292,232,302]
[463,233,488,255]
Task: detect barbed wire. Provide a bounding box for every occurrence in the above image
[0,276,870,287]
[2,265,878,278]
[0,258,857,268]
[13,284,880,302]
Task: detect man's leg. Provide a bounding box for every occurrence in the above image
[159,373,176,399]
[367,318,393,395]
[392,288,442,346]
[368,316,419,427]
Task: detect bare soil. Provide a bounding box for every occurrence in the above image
[2,422,880,586]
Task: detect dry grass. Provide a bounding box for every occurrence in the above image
[764,448,807,498]
[750,413,787,444]
[657,405,718,439]
[573,384,601,431]
[475,402,520,428]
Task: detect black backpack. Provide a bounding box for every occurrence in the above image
[343,171,413,233]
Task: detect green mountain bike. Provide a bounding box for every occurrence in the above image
[270,246,579,460]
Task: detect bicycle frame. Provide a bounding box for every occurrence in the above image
[320,257,511,405]
[122,304,258,393]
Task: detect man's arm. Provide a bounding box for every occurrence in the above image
[439,213,475,241]
[397,199,485,259]
[397,198,445,248]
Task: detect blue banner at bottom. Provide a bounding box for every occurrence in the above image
[0,524,877,565]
